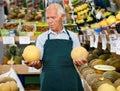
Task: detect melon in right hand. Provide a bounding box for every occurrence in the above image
[22,45,41,62]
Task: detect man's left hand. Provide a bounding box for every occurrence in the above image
[73,59,87,66]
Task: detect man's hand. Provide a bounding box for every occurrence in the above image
[24,60,42,69]
[73,59,87,66]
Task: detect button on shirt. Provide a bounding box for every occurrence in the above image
[36,28,80,60]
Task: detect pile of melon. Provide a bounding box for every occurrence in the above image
[78,64,120,91]
[0,76,19,91]
[74,46,120,91]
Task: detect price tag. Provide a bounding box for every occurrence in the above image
[96,11,102,20]
[93,34,99,48]
[109,34,117,52]
[2,36,15,44]
[86,29,93,35]
[79,35,83,44]
[101,34,107,50]
[19,36,30,44]
[116,34,120,55]
[90,35,94,47]
[83,34,86,44]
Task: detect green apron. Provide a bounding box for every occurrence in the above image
[40,30,84,91]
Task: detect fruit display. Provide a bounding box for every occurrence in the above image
[87,48,111,61]
[76,44,120,91]
[0,76,19,91]
[36,22,49,32]
[88,59,106,68]
[0,22,20,36]
[74,3,91,25]
[70,0,120,35]
[20,24,35,32]
[1,22,19,30]
[2,44,23,65]
[7,7,26,20]
[102,71,120,83]
[18,23,36,36]
[22,45,41,62]
[36,26,48,32]
[91,78,112,91]
[25,9,42,22]
[6,0,43,22]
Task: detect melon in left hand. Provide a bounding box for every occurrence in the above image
[71,46,89,61]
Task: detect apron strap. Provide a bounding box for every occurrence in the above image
[65,28,72,40]
[47,28,72,40]
[48,33,50,40]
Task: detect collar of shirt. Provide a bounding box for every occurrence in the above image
[48,27,67,35]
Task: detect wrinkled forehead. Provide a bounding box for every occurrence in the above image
[47,5,58,11]
[46,7,59,15]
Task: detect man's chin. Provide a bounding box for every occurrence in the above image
[50,27,55,30]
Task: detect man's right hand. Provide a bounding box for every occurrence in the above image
[24,60,42,69]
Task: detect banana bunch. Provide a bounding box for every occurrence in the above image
[74,3,88,12]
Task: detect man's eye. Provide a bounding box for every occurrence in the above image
[46,17,56,20]
[51,17,56,19]
[46,17,49,19]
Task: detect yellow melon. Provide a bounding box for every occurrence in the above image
[22,45,41,62]
[117,86,120,91]
[71,46,89,60]
[9,81,19,91]
[0,77,19,91]
[0,76,16,83]
[97,83,116,91]
[0,82,10,91]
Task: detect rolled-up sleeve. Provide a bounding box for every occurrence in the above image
[36,32,48,60]
[69,31,81,48]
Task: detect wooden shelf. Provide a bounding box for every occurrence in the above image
[0,64,40,75]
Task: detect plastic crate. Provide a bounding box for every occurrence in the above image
[24,75,40,84]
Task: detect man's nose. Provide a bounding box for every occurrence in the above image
[48,18,53,23]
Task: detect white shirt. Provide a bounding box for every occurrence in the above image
[36,28,80,59]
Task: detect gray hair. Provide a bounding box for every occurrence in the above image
[46,3,66,16]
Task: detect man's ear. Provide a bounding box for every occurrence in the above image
[61,14,66,21]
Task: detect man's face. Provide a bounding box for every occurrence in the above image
[46,7,64,32]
